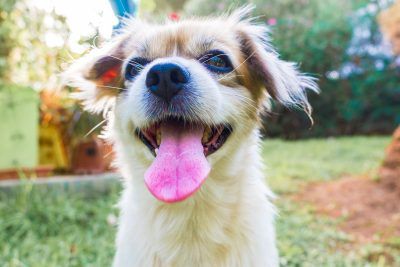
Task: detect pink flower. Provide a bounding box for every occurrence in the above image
[169,12,180,21]
[267,18,277,26]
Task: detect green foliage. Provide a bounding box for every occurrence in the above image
[1,136,397,266]
[0,0,71,89]
[184,0,399,138]
[0,0,18,79]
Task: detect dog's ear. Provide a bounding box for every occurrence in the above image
[63,34,128,114]
[231,7,319,114]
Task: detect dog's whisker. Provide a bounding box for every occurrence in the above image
[91,35,100,49]
[197,53,214,62]
[102,54,145,70]
[218,74,245,81]
[128,61,145,69]
[97,85,126,91]
[103,149,114,159]
[200,53,226,64]
[103,54,127,64]
[66,50,77,61]
[218,51,257,81]
[84,119,107,138]
[118,0,128,14]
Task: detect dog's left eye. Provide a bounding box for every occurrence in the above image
[199,50,233,73]
[125,57,151,81]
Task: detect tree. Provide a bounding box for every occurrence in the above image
[184,0,399,138]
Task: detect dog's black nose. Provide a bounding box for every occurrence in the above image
[145,63,189,102]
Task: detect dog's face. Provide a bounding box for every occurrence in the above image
[65,7,317,203]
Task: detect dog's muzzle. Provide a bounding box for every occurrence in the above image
[135,61,233,204]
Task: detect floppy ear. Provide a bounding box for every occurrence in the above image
[232,8,319,115]
[63,35,128,115]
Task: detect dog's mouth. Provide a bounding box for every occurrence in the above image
[135,117,232,203]
[135,119,232,157]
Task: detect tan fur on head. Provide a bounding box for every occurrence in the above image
[65,5,317,117]
[64,6,318,267]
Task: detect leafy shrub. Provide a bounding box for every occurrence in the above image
[184,0,399,138]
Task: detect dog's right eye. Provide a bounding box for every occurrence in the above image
[125,57,151,81]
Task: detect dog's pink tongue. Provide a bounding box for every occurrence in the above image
[144,122,210,203]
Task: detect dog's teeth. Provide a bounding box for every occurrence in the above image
[156,129,161,146]
[155,148,159,156]
[202,127,212,143]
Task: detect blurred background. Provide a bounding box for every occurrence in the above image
[0,0,399,266]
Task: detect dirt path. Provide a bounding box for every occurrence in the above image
[295,175,400,244]
[295,128,400,245]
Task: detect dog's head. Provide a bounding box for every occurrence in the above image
[65,6,318,203]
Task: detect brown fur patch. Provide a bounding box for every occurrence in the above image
[123,21,267,107]
[235,29,276,102]
[80,18,275,115]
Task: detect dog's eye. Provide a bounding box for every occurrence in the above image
[199,50,233,73]
[125,57,150,81]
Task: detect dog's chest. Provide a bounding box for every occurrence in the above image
[147,200,246,266]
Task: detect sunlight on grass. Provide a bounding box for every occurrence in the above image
[263,136,391,193]
[0,136,394,266]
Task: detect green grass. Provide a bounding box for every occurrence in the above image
[277,200,370,267]
[263,136,391,193]
[0,183,120,267]
[0,136,395,266]
[276,198,400,267]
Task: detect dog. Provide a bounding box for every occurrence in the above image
[65,6,317,267]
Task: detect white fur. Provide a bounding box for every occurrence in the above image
[108,67,279,266]
[111,117,278,267]
[64,6,320,267]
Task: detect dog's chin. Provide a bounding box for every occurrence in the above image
[133,116,233,203]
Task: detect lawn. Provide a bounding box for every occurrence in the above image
[263,136,390,194]
[0,136,394,267]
